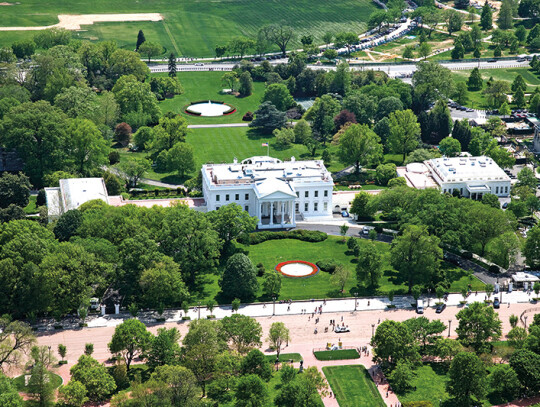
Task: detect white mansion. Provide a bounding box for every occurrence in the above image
[397,155,511,199]
[202,156,334,228]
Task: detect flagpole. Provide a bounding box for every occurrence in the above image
[267,143,269,156]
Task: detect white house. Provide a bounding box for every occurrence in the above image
[202,156,334,229]
[45,178,109,219]
[397,155,511,199]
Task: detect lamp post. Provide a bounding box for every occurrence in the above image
[448,320,452,337]
[371,323,375,338]
[198,302,201,320]
[524,316,528,328]
[354,291,358,311]
[272,296,276,316]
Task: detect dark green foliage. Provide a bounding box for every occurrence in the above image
[0,173,31,209]
[241,350,272,380]
[53,209,82,242]
[249,101,287,134]
[220,253,259,301]
[316,260,338,273]
[238,229,327,245]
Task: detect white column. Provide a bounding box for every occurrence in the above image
[290,201,294,223]
[270,202,274,225]
[257,202,262,227]
[280,201,284,225]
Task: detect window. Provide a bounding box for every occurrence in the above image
[495,186,499,194]
[245,205,249,212]
[226,194,230,201]
[295,203,299,211]
[324,190,328,197]
[245,193,249,200]
[235,194,239,200]
[305,191,309,198]
[304,203,309,211]
[314,191,319,198]
[216,195,220,202]
[314,202,318,211]
[296,192,299,198]
[324,202,328,211]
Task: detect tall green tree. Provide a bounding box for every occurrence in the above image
[455,301,502,352]
[208,203,257,246]
[136,30,146,50]
[390,224,442,293]
[371,320,420,366]
[388,109,421,163]
[480,2,493,30]
[66,118,109,175]
[168,52,176,78]
[356,242,383,289]
[447,352,487,405]
[221,314,263,354]
[108,319,152,370]
[498,0,514,29]
[0,173,30,209]
[220,253,259,301]
[338,123,383,173]
[266,322,290,360]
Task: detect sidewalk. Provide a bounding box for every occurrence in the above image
[35,290,536,332]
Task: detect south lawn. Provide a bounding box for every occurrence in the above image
[157,71,265,125]
[0,0,377,57]
[323,365,386,407]
[191,235,486,304]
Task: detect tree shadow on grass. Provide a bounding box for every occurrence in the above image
[383,268,406,285]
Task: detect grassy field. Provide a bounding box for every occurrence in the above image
[314,349,360,361]
[157,71,265,124]
[24,195,38,214]
[323,365,386,407]
[189,236,485,304]
[451,67,540,109]
[0,0,377,57]
[264,353,303,363]
[14,372,63,391]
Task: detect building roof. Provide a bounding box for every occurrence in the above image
[203,156,333,188]
[59,178,109,211]
[512,272,540,283]
[254,178,297,199]
[425,156,510,184]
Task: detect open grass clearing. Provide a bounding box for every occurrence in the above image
[314,349,360,361]
[156,71,265,124]
[0,0,377,57]
[264,353,303,363]
[323,365,386,407]
[13,371,63,391]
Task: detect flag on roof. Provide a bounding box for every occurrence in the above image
[261,143,268,147]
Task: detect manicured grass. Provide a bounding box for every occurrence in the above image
[314,349,360,361]
[264,353,303,363]
[323,365,386,407]
[157,71,265,124]
[13,372,63,391]
[0,0,377,57]
[24,195,38,214]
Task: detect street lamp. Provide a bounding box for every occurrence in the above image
[197,302,201,320]
[448,320,452,337]
[272,296,277,316]
[354,291,358,311]
[524,316,528,328]
[371,323,375,338]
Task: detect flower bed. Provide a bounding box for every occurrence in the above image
[275,260,319,278]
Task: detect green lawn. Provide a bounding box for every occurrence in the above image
[189,236,485,305]
[13,372,63,391]
[0,0,377,57]
[157,71,265,124]
[323,365,386,407]
[24,195,38,214]
[314,349,360,361]
[264,353,303,363]
[451,67,540,109]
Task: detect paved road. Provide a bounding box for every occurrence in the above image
[149,58,531,76]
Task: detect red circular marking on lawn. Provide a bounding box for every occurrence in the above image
[275,260,319,278]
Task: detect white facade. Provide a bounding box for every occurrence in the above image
[425,156,511,199]
[202,156,334,229]
[45,178,109,219]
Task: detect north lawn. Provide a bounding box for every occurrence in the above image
[323,365,386,407]
[0,0,377,57]
[157,71,265,125]
[452,67,540,109]
[190,235,486,305]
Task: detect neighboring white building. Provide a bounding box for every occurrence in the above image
[45,178,109,219]
[397,155,511,199]
[202,156,334,229]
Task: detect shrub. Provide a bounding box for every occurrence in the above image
[243,111,254,121]
[316,260,338,273]
[462,251,473,259]
[108,151,120,165]
[239,230,328,245]
[36,189,47,206]
[402,402,434,407]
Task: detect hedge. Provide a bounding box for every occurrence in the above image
[238,230,328,245]
[316,260,338,273]
[402,402,433,407]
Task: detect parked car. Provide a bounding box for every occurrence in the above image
[334,325,350,333]
[194,63,204,66]
[341,210,349,217]
[416,299,424,314]
[436,303,447,313]
[493,297,500,309]
[487,58,497,63]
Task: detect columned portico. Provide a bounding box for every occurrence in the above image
[257,198,295,228]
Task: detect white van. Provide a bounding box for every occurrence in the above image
[416,299,424,314]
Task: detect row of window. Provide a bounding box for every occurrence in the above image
[296,202,328,212]
[442,186,509,195]
[296,190,329,198]
[215,193,250,202]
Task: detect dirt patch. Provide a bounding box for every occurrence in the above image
[0,13,163,31]
[0,2,16,5]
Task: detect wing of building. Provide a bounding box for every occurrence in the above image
[397,155,511,199]
[202,156,334,229]
[45,178,109,219]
